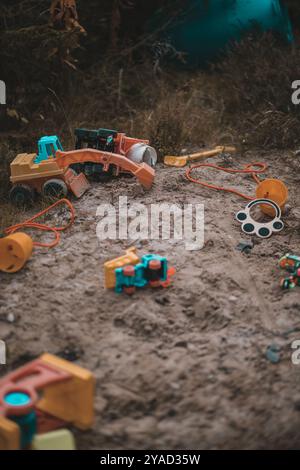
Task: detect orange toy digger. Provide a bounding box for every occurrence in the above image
[9,133,155,205]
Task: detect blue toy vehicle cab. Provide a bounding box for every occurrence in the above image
[34,136,64,164]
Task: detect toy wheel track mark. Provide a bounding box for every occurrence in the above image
[42,179,68,200]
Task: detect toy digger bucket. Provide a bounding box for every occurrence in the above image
[0,233,33,273]
[64,169,90,198]
[134,163,155,190]
[256,179,288,217]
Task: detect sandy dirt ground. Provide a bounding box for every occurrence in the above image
[1,149,300,450]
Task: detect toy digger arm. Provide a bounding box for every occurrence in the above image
[55,149,155,189]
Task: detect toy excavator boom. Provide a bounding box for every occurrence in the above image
[55,149,155,190]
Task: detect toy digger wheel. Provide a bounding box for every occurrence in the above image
[42,179,68,200]
[9,184,34,206]
[281,277,296,290]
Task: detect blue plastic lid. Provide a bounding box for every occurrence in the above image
[4,391,31,407]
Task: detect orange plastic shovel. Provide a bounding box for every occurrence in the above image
[164,146,237,167]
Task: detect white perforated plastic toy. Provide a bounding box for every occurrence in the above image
[235,198,284,239]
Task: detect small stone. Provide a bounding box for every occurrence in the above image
[266,344,281,364]
[170,382,180,390]
[236,240,253,254]
[7,313,15,323]
[284,204,292,216]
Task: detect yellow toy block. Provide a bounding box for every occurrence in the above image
[37,354,95,430]
[32,429,76,450]
[104,247,139,289]
[0,416,20,450]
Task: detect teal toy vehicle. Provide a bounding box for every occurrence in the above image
[115,254,168,294]
[279,254,300,290]
[75,128,117,153]
[34,136,64,164]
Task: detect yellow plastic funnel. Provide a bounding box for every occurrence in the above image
[0,233,33,273]
[256,179,288,217]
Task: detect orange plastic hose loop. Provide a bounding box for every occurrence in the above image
[4,198,75,249]
[185,162,268,201]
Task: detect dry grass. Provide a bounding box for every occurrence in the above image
[0,142,16,201]
[64,64,226,161]
[0,203,19,234]
[1,33,300,207]
[63,33,300,156]
[216,33,300,148]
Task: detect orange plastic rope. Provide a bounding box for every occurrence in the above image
[4,198,75,249]
[185,162,268,201]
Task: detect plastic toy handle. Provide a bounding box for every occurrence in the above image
[188,146,237,162]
